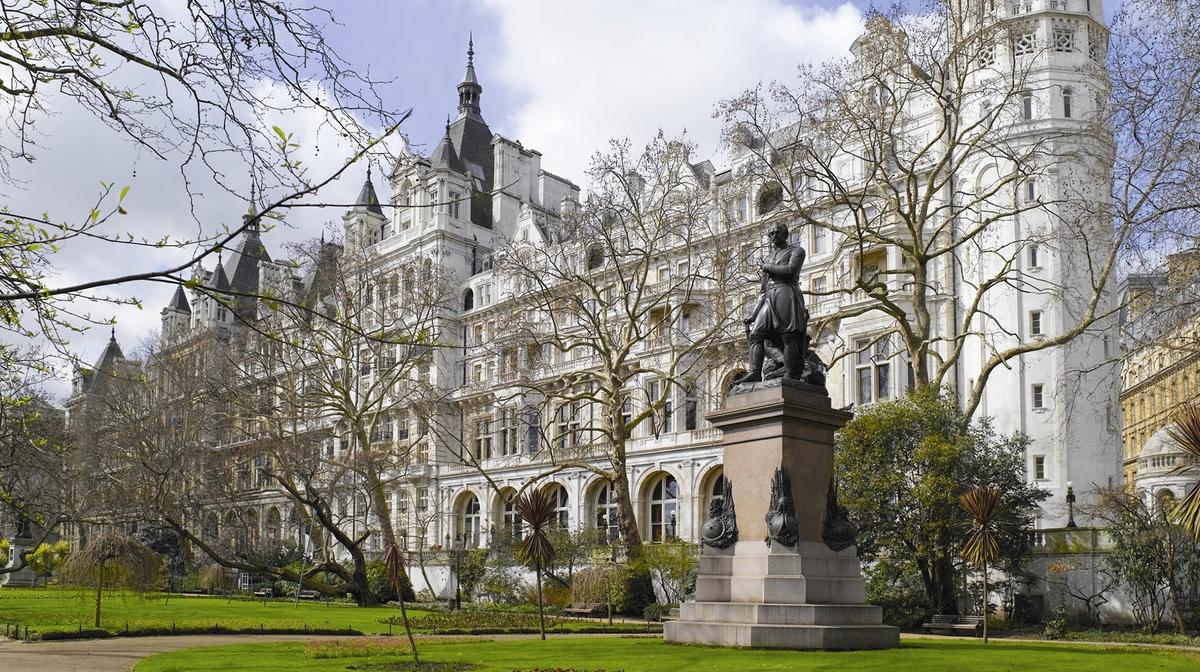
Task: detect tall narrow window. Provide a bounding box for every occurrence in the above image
[1028,244,1041,268]
[813,226,828,254]
[1032,384,1045,409]
[547,485,570,529]
[684,386,700,431]
[1025,179,1037,202]
[1062,87,1073,119]
[448,191,461,218]
[502,495,523,540]
[1030,310,1044,336]
[1033,455,1046,480]
[1021,91,1033,121]
[459,494,481,548]
[855,338,892,403]
[595,483,619,540]
[648,475,678,542]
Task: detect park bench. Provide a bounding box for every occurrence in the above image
[298,589,320,600]
[922,614,984,636]
[253,589,271,599]
[562,603,603,617]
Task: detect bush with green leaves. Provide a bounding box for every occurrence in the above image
[864,556,928,628]
[836,388,1047,615]
[365,560,415,604]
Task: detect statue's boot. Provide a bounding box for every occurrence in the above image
[733,339,765,384]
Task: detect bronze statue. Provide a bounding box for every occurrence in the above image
[735,222,809,384]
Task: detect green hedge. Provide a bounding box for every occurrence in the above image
[34,624,362,641]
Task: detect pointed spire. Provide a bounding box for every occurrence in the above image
[431,118,463,172]
[209,253,230,292]
[457,33,482,117]
[354,164,385,217]
[244,181,260,232]
[110,326,116,342]
[167,285,192,314]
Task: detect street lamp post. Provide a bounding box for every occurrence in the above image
[1065,481,1077,529]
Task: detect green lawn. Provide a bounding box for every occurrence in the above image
[0,588,652,638]
[133,636,1200,672]
[0,587,426,636]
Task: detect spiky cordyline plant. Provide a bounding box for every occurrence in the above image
[1166,405,1200,539]
[382,542,418,663]
[515,487,559,640]
[960,486,1004,643]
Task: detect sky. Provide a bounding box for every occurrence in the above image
[5,0,1123,399]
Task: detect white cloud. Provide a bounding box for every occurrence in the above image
[479,0,864,184]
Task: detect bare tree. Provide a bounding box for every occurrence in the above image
[96,232,454,606]
[453,133,751,556]
[0,0,407,369]
[718,1,1122,420]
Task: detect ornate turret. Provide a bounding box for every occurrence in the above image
[355,165,385,217]
[161,285,192,345]
[457,34,482,119]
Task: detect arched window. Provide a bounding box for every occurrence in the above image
[459,493,481,548]
[462,288,474,312]
[706,472,728,511]
[266,507,281,541]
[545,484,570,529]
[647,474,678,542]
[595,482,619,541]
[203,513,219,542]
[586,246,605,271]
[501,491,523,541]
[756,182,783,215]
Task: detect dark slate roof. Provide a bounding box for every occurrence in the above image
[447,115,493,190]
[167,285,191,314]
[431,126,465,173]
[93,330,125,374]
[355,170,385,217]
[209,257,231,292]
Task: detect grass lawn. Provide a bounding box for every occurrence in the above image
[0,587,427,636]
[133,636,1200,672]
[0,588,653,638]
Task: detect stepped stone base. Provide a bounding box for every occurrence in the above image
[665,541,899,650]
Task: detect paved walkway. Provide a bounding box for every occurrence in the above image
[0,634,339,672]
[3,631,1196,672]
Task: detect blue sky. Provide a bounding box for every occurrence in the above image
[8,0,1125,396]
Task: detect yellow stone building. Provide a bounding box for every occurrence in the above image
[1120,252,1200,487]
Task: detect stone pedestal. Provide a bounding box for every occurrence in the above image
[1,537,39,588]
[664,381,898,650]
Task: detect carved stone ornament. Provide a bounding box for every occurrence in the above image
[822,477,857,552]
[701,477,738,549]
[764,464,799,549]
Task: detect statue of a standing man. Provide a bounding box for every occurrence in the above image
[735,222,809,384]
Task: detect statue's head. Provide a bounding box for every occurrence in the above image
[767,222,789,247]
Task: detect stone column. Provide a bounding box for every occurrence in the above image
[663,380,899,650]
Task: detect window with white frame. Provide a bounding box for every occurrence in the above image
[684,385,700,431]
[1030,310,1044,336]
[595,483,619,541]
[812,275,828,308]
[1033,455,1047,480]
[1062,87,1073,118]
[813,226,828,254]
[1032,383,1046,409]
[547,484,570,529]
[854,337,893,404]
[1028,243,1041,268]
[648,474,679,542]
[448,191,461,218]
[502,494,523,540]
[1024,178,1037,202]
[473,417,492,460]
[1021,91,1034,120]
[459,493,481,547]
[498,409,518,456]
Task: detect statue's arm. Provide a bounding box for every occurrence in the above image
[761,247,806,277]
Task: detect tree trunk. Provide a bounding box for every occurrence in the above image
[535,559,546,641]
[610,450,643,558]
[94,558,105,628]
[981,560,989,644]
[398,571,420,664]
[929,554,958,615]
